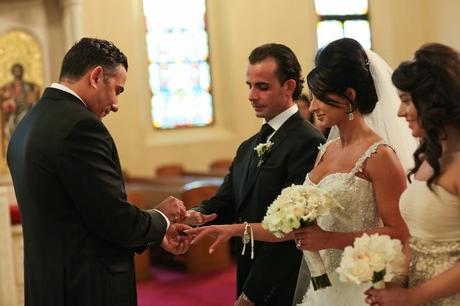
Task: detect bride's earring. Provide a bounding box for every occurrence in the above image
[348,104,354,121]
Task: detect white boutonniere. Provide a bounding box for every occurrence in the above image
[254,141,274,167]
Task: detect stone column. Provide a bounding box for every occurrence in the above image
[0,186,17,306]
[60,0,83,49]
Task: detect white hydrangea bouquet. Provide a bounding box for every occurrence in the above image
[261,184,343,290]
[336,233,406,289]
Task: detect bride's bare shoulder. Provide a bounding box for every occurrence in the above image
[364,144,405,178]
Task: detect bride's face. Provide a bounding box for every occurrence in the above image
[397,91,423,137]
[309,93,348,128]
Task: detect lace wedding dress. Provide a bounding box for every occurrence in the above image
[400,180,460,305]
[298,139,384,306]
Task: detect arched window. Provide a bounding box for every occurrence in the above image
[142,0,214,129]
[314,0,371,49]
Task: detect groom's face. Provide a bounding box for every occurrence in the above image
[246,57,293,121]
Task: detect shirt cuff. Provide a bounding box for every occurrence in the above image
[153,209,170,230]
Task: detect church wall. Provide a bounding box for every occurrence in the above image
[53,0,460,176]
[422,0,460,50]
[80,0,319,176]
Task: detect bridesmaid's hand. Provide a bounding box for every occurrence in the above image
[365,286,418,306]
[292,224,333,251]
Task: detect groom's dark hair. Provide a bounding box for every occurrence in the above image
[249,43,304,100]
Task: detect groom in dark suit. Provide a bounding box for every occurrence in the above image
[188,43,325,305]
[7,38,191,306]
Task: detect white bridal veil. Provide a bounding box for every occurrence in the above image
[363,49,417,170]
[325,50,417,170]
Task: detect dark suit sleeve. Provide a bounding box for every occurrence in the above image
[243,131,325,304]
[56,117,167,248]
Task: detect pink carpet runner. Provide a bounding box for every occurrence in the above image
[137,264,236,306]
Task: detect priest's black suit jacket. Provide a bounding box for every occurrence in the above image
[195,112,325,305]
[7,88,168,306]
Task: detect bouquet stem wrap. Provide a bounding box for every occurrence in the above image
[372,280,385,289]
[372,270,386,289]
[303,250,331,290]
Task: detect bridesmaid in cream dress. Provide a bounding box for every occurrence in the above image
[365,43,460,306]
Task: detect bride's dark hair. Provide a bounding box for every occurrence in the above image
[307,38,378,115]
[392,43,460,189]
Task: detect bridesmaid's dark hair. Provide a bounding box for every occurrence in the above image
[392,43,460,189]
[307,38,378,115]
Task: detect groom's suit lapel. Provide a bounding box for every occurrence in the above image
[238,112,301,209]
[234,137,258,203]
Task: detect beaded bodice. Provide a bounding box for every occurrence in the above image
[400,181,460,305]
[303,139,383,272]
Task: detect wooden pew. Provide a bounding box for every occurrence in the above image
[180,183,232,274]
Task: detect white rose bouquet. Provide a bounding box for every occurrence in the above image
[261,184,343,290]
[336,233,406,289]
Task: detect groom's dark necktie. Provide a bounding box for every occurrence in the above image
[257,123,275,144]
[246,123,275,182]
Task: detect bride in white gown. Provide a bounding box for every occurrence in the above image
[292,38,416,306]
[186,38,416,306]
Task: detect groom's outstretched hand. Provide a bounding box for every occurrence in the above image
[183,210,217,226]
[185,224,232,254]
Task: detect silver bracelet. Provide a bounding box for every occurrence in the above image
[241,222,254,259]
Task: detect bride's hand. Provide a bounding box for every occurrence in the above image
[292,224,332,251]
[185,224,234,254]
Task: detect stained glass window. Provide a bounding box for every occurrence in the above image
[314,0,371,49]
[143,0,214,129]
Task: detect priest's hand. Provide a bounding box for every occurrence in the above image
[162,223,192,255]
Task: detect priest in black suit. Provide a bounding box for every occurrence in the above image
[7,38,191,306]
[187,43,325,305]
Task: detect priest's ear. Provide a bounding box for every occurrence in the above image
[89,66,104,88]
